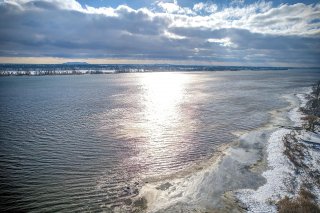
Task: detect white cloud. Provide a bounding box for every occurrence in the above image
[5,0,83,10]
[164,30,186,39]
[193,2,205,11]
[230,0,245,6]
[170,2,320,37]
[193,2,218,13]
[157,0,180,13]
[207,38,237,48]
[85,5,118,16]
[246,3,320,36]
[157,0,195,15]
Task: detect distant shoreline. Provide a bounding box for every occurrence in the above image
[0,64,292,76]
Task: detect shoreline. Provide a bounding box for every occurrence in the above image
[130,86,318,212]
[0,65,291,77]
[235,86,320,212]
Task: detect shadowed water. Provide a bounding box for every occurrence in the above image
[0,69,319,211]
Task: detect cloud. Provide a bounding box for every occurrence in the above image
[0,0,319,66]
[230,0,245,6]
[170,2,320,37]
[246,3,320,36]
[207,38,237,48]
[193,2,218,13]
[164,30,186,39]
[7,0,83,11]
[156,0,195,15]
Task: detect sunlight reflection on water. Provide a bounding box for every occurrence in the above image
[2,70,319,211]
[94,72,195,176]
[135,72,192,171]
[141,73,188,141]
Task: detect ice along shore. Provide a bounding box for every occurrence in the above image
[131,81,320,213]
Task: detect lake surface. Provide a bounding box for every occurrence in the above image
[0,69,319,212]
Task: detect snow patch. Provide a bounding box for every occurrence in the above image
[235,129,294,212]
[236,87,318,211]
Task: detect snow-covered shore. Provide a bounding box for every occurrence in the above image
[236,87,320,212]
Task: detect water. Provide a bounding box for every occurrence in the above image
[0,69,319,212]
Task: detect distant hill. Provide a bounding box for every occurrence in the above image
[62,62,89,65]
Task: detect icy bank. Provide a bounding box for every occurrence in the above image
[235,128,294,212]
[236,87,320,212]
[137,126,273,212]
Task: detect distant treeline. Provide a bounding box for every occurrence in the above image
[0,64,289,76]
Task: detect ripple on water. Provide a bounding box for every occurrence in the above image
[1,70,319,211]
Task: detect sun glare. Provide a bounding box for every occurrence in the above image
[135,72,191,167]
[141,73,188,139]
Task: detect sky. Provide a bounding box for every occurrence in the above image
[0,0,319,66]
